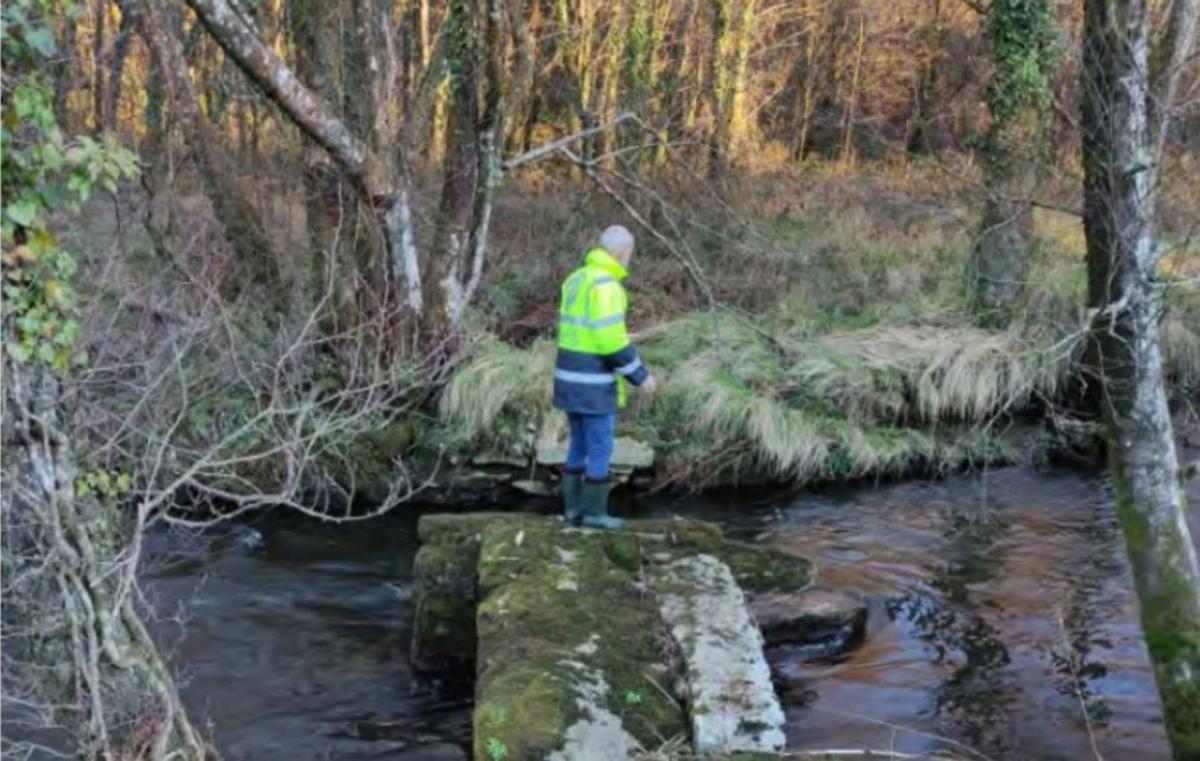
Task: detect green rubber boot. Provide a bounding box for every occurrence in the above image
[561,469,585,526]
[580,478,625,530]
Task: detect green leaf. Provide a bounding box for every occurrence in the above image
[6,343,32,363]
[16,313,41,333]
[25,27,55,57]
[5,197,39,226]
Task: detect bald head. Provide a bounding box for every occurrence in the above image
[599,225,635,265]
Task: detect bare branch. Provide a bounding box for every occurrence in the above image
[503,112,635,170]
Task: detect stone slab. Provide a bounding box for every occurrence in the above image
[652,554,786,756]
[749,587,868,653]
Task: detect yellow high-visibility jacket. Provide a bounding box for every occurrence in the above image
[552,248,649,414]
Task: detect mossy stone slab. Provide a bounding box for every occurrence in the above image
[472,520,688,761]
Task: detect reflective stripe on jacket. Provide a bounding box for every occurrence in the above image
[552,248,649,414]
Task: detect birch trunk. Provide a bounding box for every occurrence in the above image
[1081,0,1200,752]
[184,0,426,316]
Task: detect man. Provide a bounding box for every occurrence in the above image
[554,225,657,529]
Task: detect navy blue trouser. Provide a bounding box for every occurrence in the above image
[564,412,615,481]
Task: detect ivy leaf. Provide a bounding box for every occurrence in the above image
[5,197,39,227]
[25,27,56,57]
[6,343,32,363]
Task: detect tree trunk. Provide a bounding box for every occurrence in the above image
[103,0,137,131]
[596,3,627,158]
[707,0,732,177]
[663,0,698,127]
[790,0,825,160]
[906,0,942,155]
[136,0,282,299]
[968,0,1055,324]
[708,0,756,176]
[92,0,108,131]
[970,190,1033,322]
[431,0,504,330]
[727,0,757,155]
[53,12,80,129]
[1081,0,1200,753]
[287,0,357,319]
[430,0,481,326]
[554,0,597,154]
[839,8,866,165]
[506,0,536,154]
[184,0,427,316]
[2,361,208,759]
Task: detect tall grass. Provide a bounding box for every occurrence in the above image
[439,336,556,445]
[438,167,1198,484]
[440,311,1052,485]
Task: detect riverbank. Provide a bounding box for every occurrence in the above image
[327,304,1197,504]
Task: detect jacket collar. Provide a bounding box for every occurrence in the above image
[584,248,628,280]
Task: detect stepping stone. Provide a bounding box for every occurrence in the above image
[409,514,825,760]
[750,587,868,653]
[652,554,786,756]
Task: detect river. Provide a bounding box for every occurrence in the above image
[144,461,1196,760]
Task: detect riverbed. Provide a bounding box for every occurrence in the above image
[145,461,1195,760]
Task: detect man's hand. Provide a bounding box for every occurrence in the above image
[641,374,659,395]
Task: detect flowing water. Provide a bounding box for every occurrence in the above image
[144,461,1197,760]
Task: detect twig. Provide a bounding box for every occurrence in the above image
[807,706,996,761]
[557,146,715,308]
[1056,610,1105,761]
[503,112,635,170]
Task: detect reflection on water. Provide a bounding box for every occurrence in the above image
[719,467,1173,761]
[144,464,1178,760]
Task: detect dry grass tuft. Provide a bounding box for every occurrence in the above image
[797,324,1078,422]
[1164,310,1200,393]
[440,310,1056,484]
[439,335,556,443]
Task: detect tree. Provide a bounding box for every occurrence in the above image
[968,0,1057,324]
[707,0,757,177]
[1,3,203,755]
[1080,0,1200,753]
[431,0,504,329]
[184,0,506,331]
[136,0,283,298]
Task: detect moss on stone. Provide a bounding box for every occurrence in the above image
[412,513,819,759]
[634,522,814,596]
[418,511,529,547]
[414,543,478,596]
[473,519,688,760]
[717,541,815,595]
[411,591,478,669]
[412,513,534,670]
